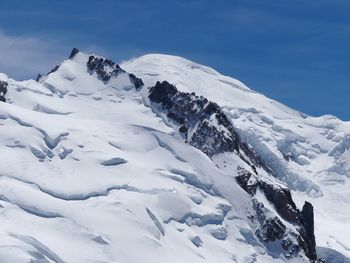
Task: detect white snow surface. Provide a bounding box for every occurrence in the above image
[123,54,350,261]
[0,51,348,262]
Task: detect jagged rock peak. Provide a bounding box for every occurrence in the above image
[87,54,143,89]
[148,81,274,180]
[0,80,8,102]
[147,81,279,177]
[147,80,320,260]
[69,47,80,59]
[87,55,125,82]
[149,80,240,156]
[301,201,317,260]
[36,49,144,90]
[236,167,318,260]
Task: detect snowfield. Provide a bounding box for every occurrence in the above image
[0,50,348,262]
[123,54,350,261]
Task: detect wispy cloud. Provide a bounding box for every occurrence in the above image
[0,30,68,80]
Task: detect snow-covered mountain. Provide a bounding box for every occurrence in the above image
[0,48,348,263]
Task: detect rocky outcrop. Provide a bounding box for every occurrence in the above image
[87,55,125,82]
[69,48,80,59]
[37,49,144,90]
[249,199,301,258]
[147,80,319,261]
[149,81,240,156]
[253,200,286,242]
[87,54,144,89]
[260,183,317,260]
[236,166,258,195]
[148,81,276,175]
[259,181,300,223]
[129,73,144,90]
[300,202,317,260]
[236,166,317,260]
[0,80,8,102]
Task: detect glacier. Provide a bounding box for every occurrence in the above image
[0,49,348,262]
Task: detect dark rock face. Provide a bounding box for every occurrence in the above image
[37,50,144,91]
[191,119,238,156]
[87,55,143,89]
[48,65,60,75]
[259,183,317,260]
[251,199,302,258]
[129,73,144,90]
[236,167,317,260]
[147,80,319,261]
[300,202,317,260]
[0,80,8,102]
[254,201,286,242]
[230,167,300,227]
[149,81,239,156]
[36,74,43,82]
[87,55,125,82]
[259,181,300,223]
[148,82,273,174]
[69,48,80,59]
[149,81,179,105]
[235,166,258,196]
[237,168,301,256]
[258,217,286,241]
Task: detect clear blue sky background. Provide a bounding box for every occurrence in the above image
[0,0,349,120]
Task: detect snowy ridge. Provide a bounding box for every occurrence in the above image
[144,79,319,260]
[123,54,350,262]
[0,49,348,262]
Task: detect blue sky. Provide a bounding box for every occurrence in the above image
[0,0,349,120]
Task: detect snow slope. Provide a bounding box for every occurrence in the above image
[123,54,350,261]
[0,49,347,262]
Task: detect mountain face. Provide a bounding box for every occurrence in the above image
[0,49,348,263]
[148,80,318,260]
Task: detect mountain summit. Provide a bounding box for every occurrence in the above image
[0,48,348,263]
